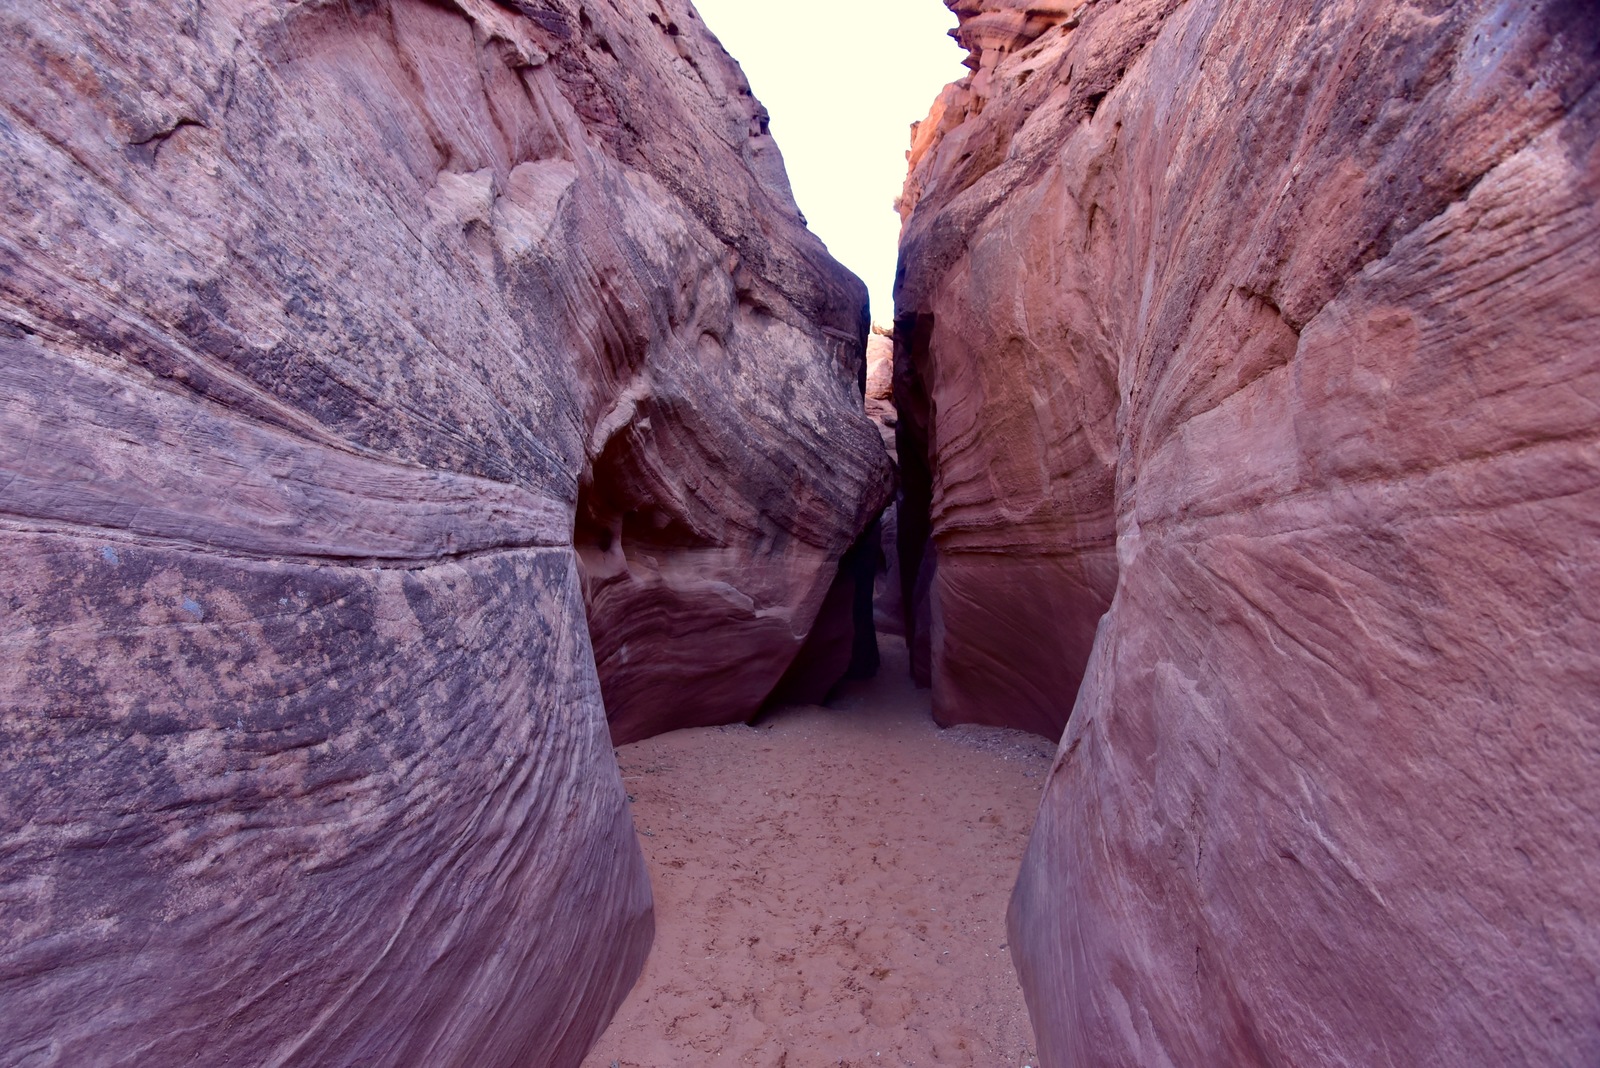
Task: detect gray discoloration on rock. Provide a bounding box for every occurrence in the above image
[0,0,887,1063]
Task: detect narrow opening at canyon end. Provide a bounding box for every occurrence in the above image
[686,1,966,323]
[580,7,1050,1064]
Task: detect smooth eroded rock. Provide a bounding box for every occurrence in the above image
[898,0,1600,1064]
[0,0,888,1062]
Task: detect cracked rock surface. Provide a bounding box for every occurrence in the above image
[897,0,1599,1064]
[0,0,887,1064]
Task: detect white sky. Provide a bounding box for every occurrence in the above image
[690,1,965,326]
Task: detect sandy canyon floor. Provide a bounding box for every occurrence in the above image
[583,635,1054,1068]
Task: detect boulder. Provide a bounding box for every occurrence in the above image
[898,0,1600,1063]
[0,0,887,1063]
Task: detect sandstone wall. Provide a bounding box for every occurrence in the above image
[0,0,887,1063]
[866,333,906,637]
[897,0,1599,1063]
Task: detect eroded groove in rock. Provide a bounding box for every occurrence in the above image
[0,0,888,1063]
[898,0,1599,1064]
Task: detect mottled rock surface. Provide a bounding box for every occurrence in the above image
[898,0,1599,1064]
[0,0,886,1063]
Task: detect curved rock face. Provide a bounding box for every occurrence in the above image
[898,0,1599,1064]
[557,3,891,742]
[0,0,886,1064]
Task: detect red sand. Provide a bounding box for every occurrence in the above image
[582,636,1053,1068]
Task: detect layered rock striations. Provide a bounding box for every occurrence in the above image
[0,0,887,1064]
[866,332,906,636]
[898,0,1599,1064]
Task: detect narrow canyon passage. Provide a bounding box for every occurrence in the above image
[3,1,1594,1065]
[583,635,1051,1068]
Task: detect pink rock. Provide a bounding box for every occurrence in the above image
[866,332,898,457]
[0,0,886,1062]
[899,0,1600,1063]
[865,332,906,636]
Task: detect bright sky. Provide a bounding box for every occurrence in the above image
[690,1,965,326]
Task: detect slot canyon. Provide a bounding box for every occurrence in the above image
[0,1,1595,1067]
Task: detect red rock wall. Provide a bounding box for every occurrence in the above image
[555,2,892,742]
[898,0,1599,1063]
[0,0,886,1063]
[866,334,908,637]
